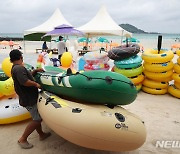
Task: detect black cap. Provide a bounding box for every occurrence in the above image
[9,49,23,62]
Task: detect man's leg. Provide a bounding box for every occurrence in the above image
[18,120,41,143]
[35,122,51,140]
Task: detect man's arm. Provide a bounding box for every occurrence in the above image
[31,68,44,76]
[23,80,41,88]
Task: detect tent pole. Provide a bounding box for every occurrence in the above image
[50,36,52,49]
[120,30,124,45]
[23,38,26,53]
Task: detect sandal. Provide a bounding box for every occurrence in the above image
[18,141,33,149]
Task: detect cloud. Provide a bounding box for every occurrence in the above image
[0,0,179,33]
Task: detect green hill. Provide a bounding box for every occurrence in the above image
[119,24,147,34]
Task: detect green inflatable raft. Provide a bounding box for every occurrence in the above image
[35,66,137,106]
[0,69,8,81]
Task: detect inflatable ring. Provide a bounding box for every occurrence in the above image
[84,51,109,65]
[178,57,180,65]
[114,55,142,69]
[168,85,180,98]
[143,70,173,81]
[172,73,180,83]
[174,81,180,89]
[0,77,15,96]
[142,78,168,89]
[176,50,180,56]
[114,65,143,77]
[143,61,174,72]
[142,49,174,63]
[84,63,110,71]
[129,74,144,85]
[174,64,180,74]
[142,86,167,95]
[108,44,140,60]
[136,83,142,92]
[0,96,31,124]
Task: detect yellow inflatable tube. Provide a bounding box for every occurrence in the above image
[143,61,174,72]
[174,64,180,74]
[177,50,180,56]
[136,83,142,92]
[168,85,180,98]
[143,70,173,82]
[142,78,168,89]
[174,81,180,89]
[172,73,180,83]
[129,74,144,85]
[142,86,167,95]
[0,96,31,124]
[0,77,15,96]
[177,57,180,65]
[114,65,143,78]
[142,49,174,63]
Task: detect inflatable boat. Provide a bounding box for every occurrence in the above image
[38,91,146,151]
[35,67,137,106]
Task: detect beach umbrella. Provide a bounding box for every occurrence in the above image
[171,43,180,49]
[0,40,19,46]
[122,37,140,43]
[43,24,84,37]
[78,37,91,43]
[96,37,109,43]
[78,37,91,48]
[0,40,9,45]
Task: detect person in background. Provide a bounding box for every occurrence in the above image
[42,41,48,52]
[66,39,70,51]
[9,49,51,149]
[57,36,66,60]
[9,40,14,50]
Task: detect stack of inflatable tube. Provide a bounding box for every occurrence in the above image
[38,91,146,151]
[168,50,180,98]
[109,44,143,92]
[142,49,174,95]
[83,51,110,71]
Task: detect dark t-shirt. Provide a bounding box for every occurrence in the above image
[11,64,38,107]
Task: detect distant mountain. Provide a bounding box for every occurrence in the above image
[119,24,159,34]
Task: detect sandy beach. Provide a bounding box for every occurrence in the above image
[0,40,180,154]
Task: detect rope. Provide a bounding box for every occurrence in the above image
[37,71,134,87]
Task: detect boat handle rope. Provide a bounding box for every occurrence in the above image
[37,72,134,87]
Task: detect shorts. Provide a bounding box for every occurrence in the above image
[25,104,42,121]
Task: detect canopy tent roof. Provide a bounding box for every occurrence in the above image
[78,6,132,37]
[24,8,72,41]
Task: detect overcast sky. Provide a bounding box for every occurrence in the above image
[0,0,180,34]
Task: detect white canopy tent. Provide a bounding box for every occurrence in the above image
[24,8,72,41]
[78,6,131,37]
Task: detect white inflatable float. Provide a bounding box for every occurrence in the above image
[0,95,31,124]
[38,91,146,151]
